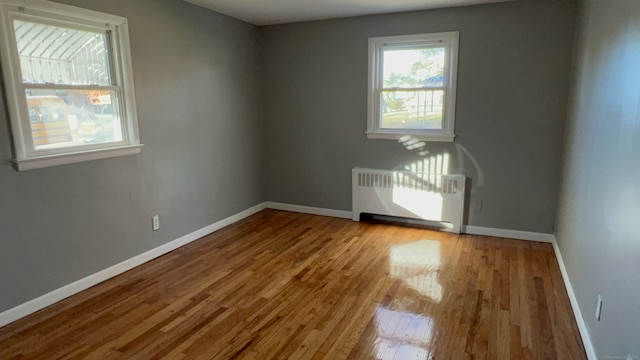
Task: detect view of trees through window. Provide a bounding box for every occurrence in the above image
[381,47,445,130]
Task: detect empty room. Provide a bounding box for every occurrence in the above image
[0,0,638,359]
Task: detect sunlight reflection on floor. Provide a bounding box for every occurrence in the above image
[389,240,443,302]
[373,305,434,360]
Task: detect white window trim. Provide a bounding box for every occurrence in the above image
[0,0,142,171]
[367,31,459,142]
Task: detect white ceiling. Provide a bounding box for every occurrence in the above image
[183,0,514,26]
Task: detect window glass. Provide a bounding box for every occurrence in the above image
[13,19,111,86]
[381,90,444,130]
[25,90,121,150]
[380,47,446,131]
[28,107,37,122]
[382,48,445,89]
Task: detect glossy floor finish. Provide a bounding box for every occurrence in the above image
[0,210,587,359]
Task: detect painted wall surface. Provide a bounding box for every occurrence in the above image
[556,0,640,357]
[261,0,576,233]
[0,0,264,312]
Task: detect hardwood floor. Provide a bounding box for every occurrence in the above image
[0,210,587,359]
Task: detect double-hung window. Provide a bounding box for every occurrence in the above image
[0,0,141,170]
[367,32,459,142]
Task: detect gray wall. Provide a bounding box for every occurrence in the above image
[0,0,264,313]
[261,0,577,233]
[556,0,640,357]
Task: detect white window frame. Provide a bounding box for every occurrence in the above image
[367,31,459,142]
[0,0,142,171]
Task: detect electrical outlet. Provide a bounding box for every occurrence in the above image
[152,215,160,231]
[595,294,603,321]
[473,199,483,211]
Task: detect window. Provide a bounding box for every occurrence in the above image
[0,0,141,171]
[367,32,459,142]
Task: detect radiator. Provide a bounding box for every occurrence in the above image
[352,168,466,233]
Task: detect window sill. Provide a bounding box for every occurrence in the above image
[13,145,143,171]
[366,132,455,142]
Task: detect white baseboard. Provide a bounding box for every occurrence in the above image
[265,202,352,219]
[462,225,554,243]
[0,202,268,329]
[551,236,597,360]
[264,203,554,243]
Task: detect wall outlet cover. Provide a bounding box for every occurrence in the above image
[152,215,160,231]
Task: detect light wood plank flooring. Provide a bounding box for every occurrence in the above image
[0,210,587,359]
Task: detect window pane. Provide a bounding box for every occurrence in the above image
[383,47,445,89]
[26,89,122,150]
[14,19,111,86]
[381,90,444,130]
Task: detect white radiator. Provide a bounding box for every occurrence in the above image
[352,168,466,233]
